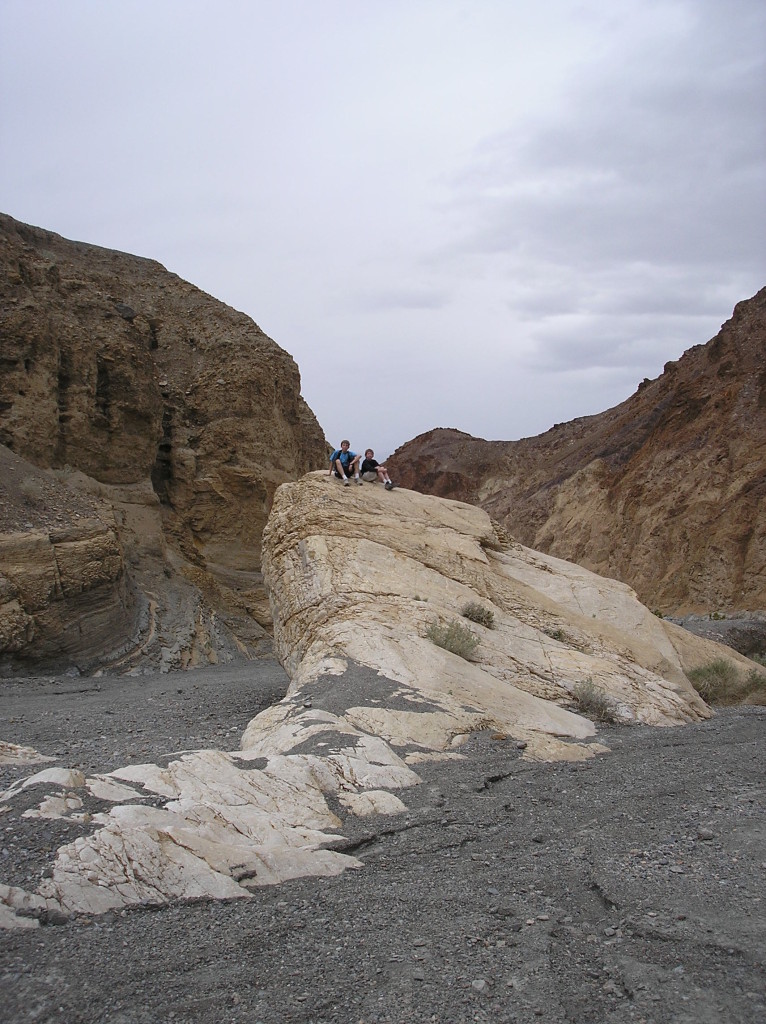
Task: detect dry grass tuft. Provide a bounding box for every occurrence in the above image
[573,679,620,723]
[461,601,495,629]
[687,659,766,706]
[426,618,480,661]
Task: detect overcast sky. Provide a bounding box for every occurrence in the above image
[2,0,764,459]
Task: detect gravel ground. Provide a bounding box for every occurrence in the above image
[1,661,765,1024]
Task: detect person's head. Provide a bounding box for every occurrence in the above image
[365,449,374,458]
[340,440,350,450]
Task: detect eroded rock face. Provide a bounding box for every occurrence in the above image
[262,474,748,746]
[0,445,135,668]
[1,476,758,926]
[0,213,327,568]
[0,214,328,671]
[387,288,766,616]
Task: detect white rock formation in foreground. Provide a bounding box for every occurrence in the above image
[261,473,720,743]
[1,475,752,927]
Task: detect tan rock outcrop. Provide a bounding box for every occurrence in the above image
[387,288,766,615]
[262,474,747,747]
[0,445,135,667]
[0,213,328,671]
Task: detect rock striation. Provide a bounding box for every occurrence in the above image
[387,288,766,616]
[0,213,328,672]
[0,444,134,666]
[4,475,759,927]
[262,473,738,742]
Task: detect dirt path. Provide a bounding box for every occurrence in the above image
[1,662,764,1023]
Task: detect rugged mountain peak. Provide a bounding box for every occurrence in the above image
[388,289,766,615]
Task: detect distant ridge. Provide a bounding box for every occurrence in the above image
[388,288,766,616]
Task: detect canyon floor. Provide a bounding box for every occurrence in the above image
[1,661,764,1024]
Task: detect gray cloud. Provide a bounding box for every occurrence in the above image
[1,0,764,460]
[351,286,452,312]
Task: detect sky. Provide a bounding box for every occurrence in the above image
[1,1,764,460]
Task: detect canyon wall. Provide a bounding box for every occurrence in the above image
[388,289,766,615]
[0,214,328,672]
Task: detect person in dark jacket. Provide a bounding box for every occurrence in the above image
[360,449,394,489]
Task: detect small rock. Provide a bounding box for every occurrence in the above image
[471,979,487,993]
[697,828,715,841]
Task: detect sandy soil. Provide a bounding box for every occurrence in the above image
[1,661,765,1024]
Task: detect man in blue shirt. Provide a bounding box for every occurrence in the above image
[329,440,362,485]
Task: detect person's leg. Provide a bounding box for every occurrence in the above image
[334,459,350,483]
[351,456,362,482]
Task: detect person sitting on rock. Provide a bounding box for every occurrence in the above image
[329,440,362,485]
[360,449,394,490]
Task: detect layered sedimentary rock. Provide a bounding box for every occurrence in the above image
[0,444,135,667]
[0,214,328,670]
[387,288,766,615]
[5,475,759,926]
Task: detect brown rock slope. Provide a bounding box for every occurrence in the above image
[0,214,328,672]
[388,288,766,615]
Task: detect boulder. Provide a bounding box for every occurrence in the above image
[262,474,753,758]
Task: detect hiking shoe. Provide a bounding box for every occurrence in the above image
[385,481,393,490]
[355,477,363,485]
[343,477,350,486]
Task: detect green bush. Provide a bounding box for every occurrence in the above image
[426,618,480,660]
[687,659,766,706]
[461,601,495,629]
[573,679,620,723]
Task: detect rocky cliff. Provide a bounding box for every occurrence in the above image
[0,214,328,672]
[387,289,766,616]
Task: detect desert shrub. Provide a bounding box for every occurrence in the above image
[687,659,740,704]
[543,627,565,642]
[573,679,620,723]
[687,659,766,705]
[426,618,480,660]
[750,653,766,669]
[461,601,495,629]
[743,669,766,704]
